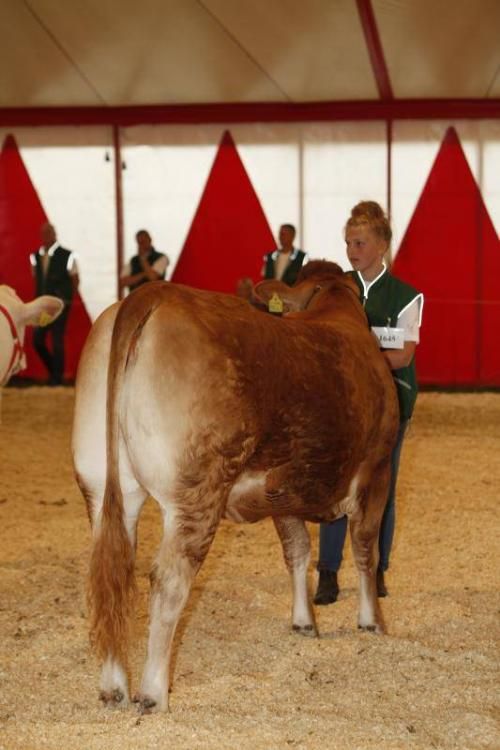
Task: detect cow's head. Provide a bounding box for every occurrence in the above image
[0,286,64,385]
[252,261,360,317]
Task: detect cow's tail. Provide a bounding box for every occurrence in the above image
[88,294,156,665]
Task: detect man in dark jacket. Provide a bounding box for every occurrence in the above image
[120,229,169,294]
[262,224,307,287]
[30,222,79,385]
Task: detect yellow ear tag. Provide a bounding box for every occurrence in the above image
[268,293,284,315]
[38,311,53,327]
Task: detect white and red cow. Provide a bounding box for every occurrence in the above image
[72,261,398,713]
[0,285,63,393]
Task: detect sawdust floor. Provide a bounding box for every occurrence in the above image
[0,388,499,750]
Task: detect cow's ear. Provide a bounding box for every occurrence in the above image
[252,280,315,313]
[22,296,64,327]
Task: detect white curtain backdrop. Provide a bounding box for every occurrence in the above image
[302,122,387,266]
[0,125,116,320]
[391,119,500,250]
[2,120,499,322]
[122,121,386,274]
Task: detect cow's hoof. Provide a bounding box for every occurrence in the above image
[132,694,158,714]
[292,623,318,638]
[99,688,127,708]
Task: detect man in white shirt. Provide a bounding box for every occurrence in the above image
[262,224,307,287]
[30,222,79,385]
[120,230,169,294]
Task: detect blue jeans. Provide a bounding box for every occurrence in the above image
[317,420,408,573]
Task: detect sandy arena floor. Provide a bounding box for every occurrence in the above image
[0,388,499,750]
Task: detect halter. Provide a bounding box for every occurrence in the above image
[0,304,25,385]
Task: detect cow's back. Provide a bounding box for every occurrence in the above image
[115,282,398,521]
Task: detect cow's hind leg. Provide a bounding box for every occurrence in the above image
[349,470,390,634]
[273,516,317,636]
[89,486,147,708]
[135,496,223,713]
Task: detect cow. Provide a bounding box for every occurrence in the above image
[72,261,399,714]
[0,285,64,396]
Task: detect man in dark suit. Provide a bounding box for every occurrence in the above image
[30,222,79,385]
[262,224,307,287]
[120,229,169,294]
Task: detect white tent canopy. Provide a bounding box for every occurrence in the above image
[1,0,500,107]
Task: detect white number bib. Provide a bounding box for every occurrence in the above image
[371,326,405,350]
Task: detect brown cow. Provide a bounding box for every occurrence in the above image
[72,261,398,713]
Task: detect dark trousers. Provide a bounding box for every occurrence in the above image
[317,420,408,573]
[33,306,69,384]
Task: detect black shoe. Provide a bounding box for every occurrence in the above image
[313,570,339,605]
[376,569,388,598]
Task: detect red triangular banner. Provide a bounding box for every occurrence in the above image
[0,134,91,382]
[392,127,500,387]
[171,130,275,293]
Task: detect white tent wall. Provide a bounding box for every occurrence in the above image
[301,122,387,266]
[121,121,386,275]
[391,120,500,251]
[121,125,219,283]
[121,122,305,267]
[0,125,116,321]
[2,119,499,322]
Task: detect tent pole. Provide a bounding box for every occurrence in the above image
[298,127,304,251]
[356,0,393,101]
[113,124,124,300]
[387,118,393,263]
[476,136,484,384]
